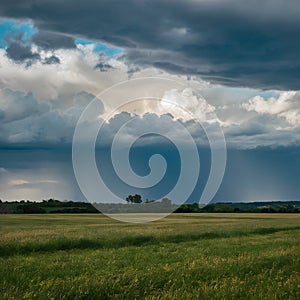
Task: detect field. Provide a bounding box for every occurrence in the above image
[1,214,300,299]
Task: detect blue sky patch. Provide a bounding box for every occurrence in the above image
[75,38,122,57]
[0,18,37,48]
[0,18,122,58]
[259,90,279,99]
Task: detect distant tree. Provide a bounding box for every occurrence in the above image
[126,195,133,203]
[145,199,155,203]
[161,198,172,205]
[18,204,46,214]
[126,194,142,204]
[215,203,233,213]
[133,194,142,203]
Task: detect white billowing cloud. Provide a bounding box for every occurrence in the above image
[0,43,205,101]
[0,88,98,144]
[243,93,292,115]
[161,88,217,123]
[100,85,215,124]
[243,91,300,128]
[0,45,130,99]
[96,111,221,150]
[224,118,300,149]
[0,89,50,122]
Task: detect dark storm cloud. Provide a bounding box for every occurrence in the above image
[43,55,60,64]
[214,147,300,202]
[94,61,114,72]
[1,145,300,203]
[1,0,300,89]
[94,54,114,72]
[6,41,40,64]
[4,31,40,64]
[31,31,76,50]
[0,148,86,201]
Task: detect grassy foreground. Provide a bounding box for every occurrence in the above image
[0,214,300,299]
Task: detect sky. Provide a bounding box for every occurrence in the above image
[0,0,299,203]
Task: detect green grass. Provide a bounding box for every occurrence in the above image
[1,214,300,299]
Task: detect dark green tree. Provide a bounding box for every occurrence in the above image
[126,194,142,204]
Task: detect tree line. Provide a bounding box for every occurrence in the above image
[0,198,299,214]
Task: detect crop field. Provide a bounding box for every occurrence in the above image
[0,213,300,299]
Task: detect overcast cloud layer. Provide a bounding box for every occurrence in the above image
[1,0,300,89]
